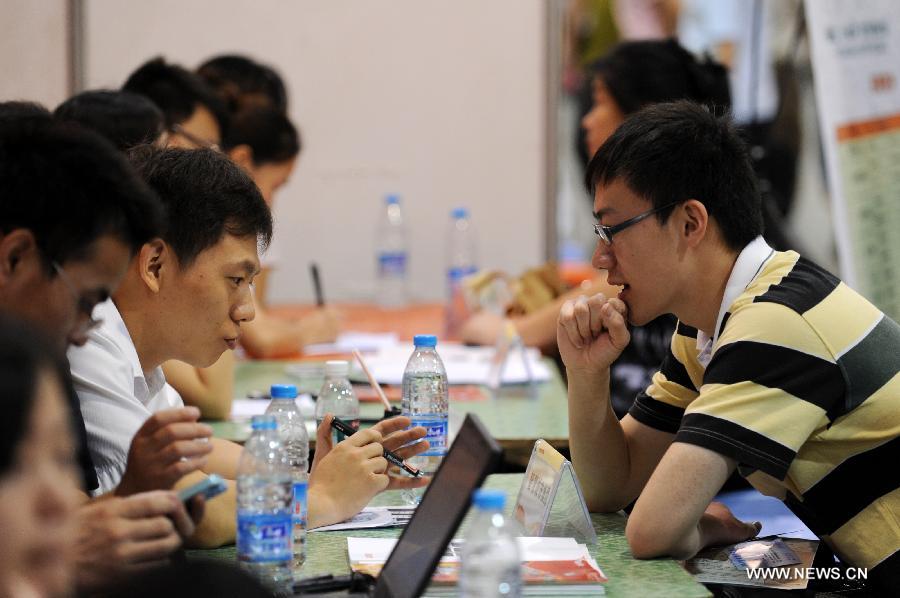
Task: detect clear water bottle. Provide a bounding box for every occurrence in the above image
[264,384,309,569]
[401,334,448,505]
[446,207,477,337]
[460,489,522,598]
[376,193,408,307]
[314,360,360,445]
[236,415,294,595]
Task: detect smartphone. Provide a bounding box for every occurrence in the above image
[177,473,228,504]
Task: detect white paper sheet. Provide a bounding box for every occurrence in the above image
[355,343,550,385]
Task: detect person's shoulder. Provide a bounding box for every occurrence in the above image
[67,304,134,394]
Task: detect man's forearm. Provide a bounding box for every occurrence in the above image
[567,369,636,512]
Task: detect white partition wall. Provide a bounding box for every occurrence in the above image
[81,0,547,303]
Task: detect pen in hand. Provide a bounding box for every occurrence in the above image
[330,416,422,478]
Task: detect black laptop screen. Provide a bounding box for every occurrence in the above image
[374,414,501,598]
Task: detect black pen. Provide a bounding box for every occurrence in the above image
[310,262,325,307]
[330,416,422,477]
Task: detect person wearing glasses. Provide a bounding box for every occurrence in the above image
[462,39,729,418]
[123,57,227,151]
[0,107,212,593]
[560,101,900,593]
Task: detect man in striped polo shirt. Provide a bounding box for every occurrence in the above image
[559,100,899,592]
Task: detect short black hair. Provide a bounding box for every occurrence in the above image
[55,89,165,151]
[586,101,763,250]
[222,106,300,165]
[0,311,73,476]
[0,100,52,122]
[0,117,164,268]
[197,54,288,114]
[123,57,228,132]
[592,39,730,115]
[128,146,273,266]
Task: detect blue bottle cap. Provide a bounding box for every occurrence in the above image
[250,414,277,431]
[413,334,437,348]
[386,194,400,205]
[472,488,506,510]
[270,384,298,399]
[451,207,469,219]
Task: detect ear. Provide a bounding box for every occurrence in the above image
[227,144,255,171]
[679,199,709,248]
[0,229,39,285]
[137,238,170,293]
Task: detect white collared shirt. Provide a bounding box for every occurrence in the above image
[695,236,775,366]
[68,299,184,495]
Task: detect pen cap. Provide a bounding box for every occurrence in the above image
[472,488,506,510]
[413,334,437,348]
[324,360,350,378]
[270,384,298,399]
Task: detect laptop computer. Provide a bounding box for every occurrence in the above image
[295,413,502,597]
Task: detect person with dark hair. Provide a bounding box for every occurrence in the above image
[164,106,337,418]
[0,100,52,121]
[55,89,166,151]
[69,147,428,547]
[0,314,82,598]
[0,110,211,592]
[123,56,227,150]
[462,39,728,417]
[197,53,288,113]
[560,101,900,593]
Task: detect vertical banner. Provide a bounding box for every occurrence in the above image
[806,0,900,319]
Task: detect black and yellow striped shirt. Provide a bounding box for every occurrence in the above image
[630,250,900,573]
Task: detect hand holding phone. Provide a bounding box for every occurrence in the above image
[177,474,228,504]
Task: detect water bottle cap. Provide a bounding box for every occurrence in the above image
[385,194,400,205]
[451,207,469,219]
[270,384,298,398]
[325,360,350,377]
[250,414,277,431]
[413,334,437,348]
[472,488,506,510]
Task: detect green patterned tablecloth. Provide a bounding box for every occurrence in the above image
[189,473,709,597]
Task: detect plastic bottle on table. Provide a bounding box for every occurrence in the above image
[264,384,309,570]
[314,360,360,444]
[460,489,523,598]
[401,334,448,505]
[376,193,408,307]
[236,414,294,594]
[446,207,477,337]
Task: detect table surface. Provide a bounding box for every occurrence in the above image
[190,473,709,597]
[210,356,571,461]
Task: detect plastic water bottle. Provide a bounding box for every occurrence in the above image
[264,384,309,569]
[376,194,408,307]
[446,207,477,337]
[401,334,448,505]
[236,415,294,594]
[460,489,522,598]
[314,360,360,445]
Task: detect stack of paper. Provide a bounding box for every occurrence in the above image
[353,342,551,385]
[348,536,606,594]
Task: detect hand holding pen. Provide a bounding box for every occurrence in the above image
[331,416,423,477]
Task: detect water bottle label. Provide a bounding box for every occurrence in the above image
[237,512,292,563]
[379,252,407,277]
[293,482,308,527]
[448,266,477,286]
[410,417,448,456]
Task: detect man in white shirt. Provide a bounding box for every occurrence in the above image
[70,146,428,547]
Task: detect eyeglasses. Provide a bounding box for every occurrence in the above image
[168,123,221,152]
[52,261,103,334]
[593,202,681,245]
